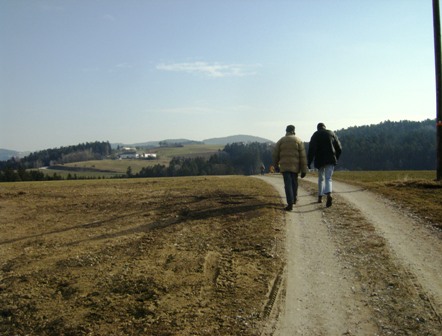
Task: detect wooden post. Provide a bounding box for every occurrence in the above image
[433,0,442,180]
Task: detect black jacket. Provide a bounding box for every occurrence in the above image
[307,129,342,169]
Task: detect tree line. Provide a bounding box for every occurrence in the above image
[0,119,437,182]
[334,119,436,170]
[0,141,112,182]
[1,141,112,170]
[131,142,273,178]
[0,141,274,182]
[0,167,97,182]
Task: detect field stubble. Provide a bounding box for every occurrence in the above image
[0,177,284,335]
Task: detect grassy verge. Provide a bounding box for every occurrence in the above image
[331,170,442,231]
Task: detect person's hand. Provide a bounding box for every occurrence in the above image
[301,172,306,178]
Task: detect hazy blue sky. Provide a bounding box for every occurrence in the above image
[0,0,437,151]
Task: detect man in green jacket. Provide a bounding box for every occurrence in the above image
[273,125,308,211]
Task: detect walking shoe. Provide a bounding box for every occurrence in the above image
[326,195,333,208]
[284,205,293,211]
[317,196,323,203]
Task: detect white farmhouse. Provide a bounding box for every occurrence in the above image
[142,153,157,159]
[118,153,139,159]
[118,151,139,159]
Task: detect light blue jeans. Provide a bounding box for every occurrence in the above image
[318,164,334,196]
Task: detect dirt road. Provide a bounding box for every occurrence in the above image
[259,175,442,336]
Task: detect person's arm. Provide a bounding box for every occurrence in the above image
[272,140,281,167]
[299,142,308,176]
[307,135,316,168]
[333,134,342,160]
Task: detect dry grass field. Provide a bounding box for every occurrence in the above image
[332,170,442,232]
[0,177,284,335]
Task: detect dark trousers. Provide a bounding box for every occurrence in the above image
[282,172,298,205]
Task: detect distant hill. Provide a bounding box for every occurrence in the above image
[0,142,112,170]
[112,135,273,148]
[203,135,273,145]
[0,148,30,161]
[130,139,203,148]
[4,120,435,171]
[2,135,270,160]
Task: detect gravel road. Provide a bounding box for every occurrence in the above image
[259,175,442,336]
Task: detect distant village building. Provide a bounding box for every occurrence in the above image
[142,153,157,159]
[118,149,157,160]
[118,147,138,159]
[118,152,138,159]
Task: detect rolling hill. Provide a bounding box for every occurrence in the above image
[0,149,30,161]
[117,135,273,148]
[203,134,273,145]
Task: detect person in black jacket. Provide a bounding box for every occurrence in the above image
[307,123,342,207]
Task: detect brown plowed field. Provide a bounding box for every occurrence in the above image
[0,177,284,335]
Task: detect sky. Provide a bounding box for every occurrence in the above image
[0,0,438,152]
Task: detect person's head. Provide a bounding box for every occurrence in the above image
[317,123,326,130]
[286,125,295,134]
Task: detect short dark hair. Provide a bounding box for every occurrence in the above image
[286,125,295,133]
[317,123,326,130]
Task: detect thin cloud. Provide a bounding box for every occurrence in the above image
[158,106,216,115]
[81,67,100,73]
[38,2,65,12]
[102,14,116,21]
[156,61,261,78]
[81,63,132,73]
[115,62,132,69]
[158,104,254,116]
[108,63,133,73]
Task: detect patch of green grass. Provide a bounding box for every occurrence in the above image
[154,144,223,159]
[63,159,169,174]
